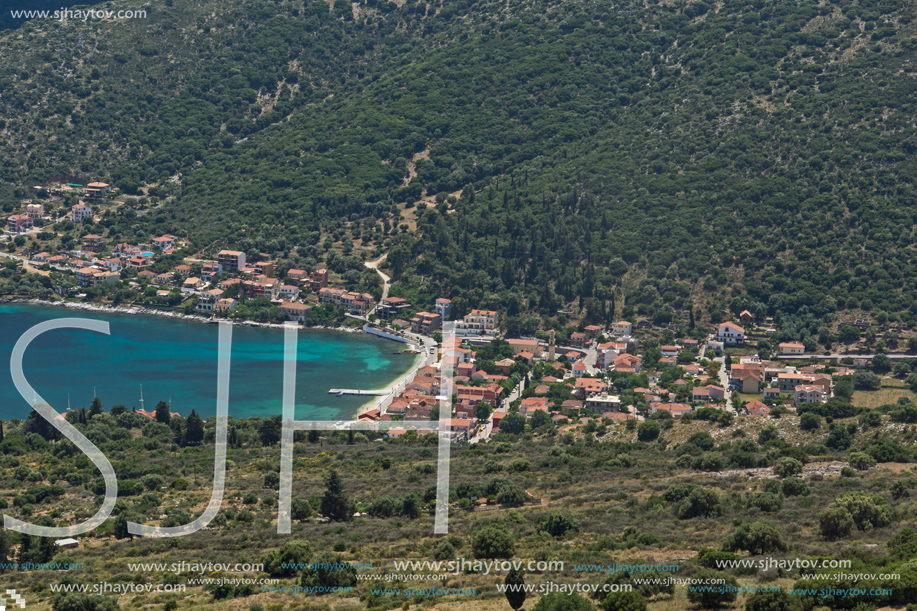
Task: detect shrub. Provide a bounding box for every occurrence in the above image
[687,432,715,451]
[601,591,647,611]
[696,548,740,569]
[723,520,787,555]
[685,570,738,607]
[781,477,810,497]
[539,509,581,538]
[674,488,721,519]
[367,495,401,518]
[744,590,803,611]
[483,460,503,473]
[663,482,698,503]
[799,412,822,430]
[849,452,877,471]
[774,457,803,478]
[496,484,526,507]
[691,454,726,472]
[751,492,783,513]
[829,491,894,531]
[433,539,455,561]
[532,593,594,611]
[300,551,356,593]
[291,498,313,521]
[637,420,660,442]
[825,426,854,450]
[472,524,515,559]
[140,474,164,490]
[818,505,855,540]
[260,540,313,577]
[758,425,780,444]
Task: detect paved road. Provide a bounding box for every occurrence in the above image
[775,353,915,360]
[715,355,735,414]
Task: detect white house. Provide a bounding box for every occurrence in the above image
[612,321,633,336]
[715,321,746,345]
[778,342,805,355]
[278,285,300,301]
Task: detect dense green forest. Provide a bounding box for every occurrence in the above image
[2,0,917,336]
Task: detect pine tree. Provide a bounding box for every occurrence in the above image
[320,470,352,522]
[154,400,171,424]
[184,409,204,445]
[89,396,103,418]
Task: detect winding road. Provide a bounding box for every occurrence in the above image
[364,253,391,301]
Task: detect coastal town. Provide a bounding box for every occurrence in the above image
[0,182,900,443]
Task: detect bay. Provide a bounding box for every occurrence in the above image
[0,303,419,421]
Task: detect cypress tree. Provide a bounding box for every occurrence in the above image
[504,568,526,610]
[320,470,352,522]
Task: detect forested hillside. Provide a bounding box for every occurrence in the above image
[2,0,917,338]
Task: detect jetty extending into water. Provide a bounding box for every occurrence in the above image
[329,389,389,396]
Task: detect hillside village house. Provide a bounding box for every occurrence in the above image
[278,285,300,301]
[197,289,224,312]
[82,234,104,250]
[287,269,307,284]
[584,392,622,413]
[127,255,152,269]
[435,298,453,320]
[454,309,499,337]
[279,301,312,322]
[745,400,771,416]
[254,261,274,277]
[200,262,222,282]
[84,182,111,196]
[182,277,202,291]
[214,298,237,314]
[795,385,827,407]
[152,235,175,251]
[779,342,805,355]
[612,321,633,336]
[26,203,44,218]
[71,203,93,223]
[375,296,410,319]
[309,269,329,290]
[217,250,246,272]
[649,402,693,418]
[613,353,642,372]
[715,321,746,345]
[6,215,32,233]
[411,311,442,335]
[508,338,541,356]
[573,377,607,398]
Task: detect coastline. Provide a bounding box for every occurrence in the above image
[0,297,359,333]
[3,297,430,421]
[354,349,427,417]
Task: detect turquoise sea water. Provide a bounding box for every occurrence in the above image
[0,304,419,421]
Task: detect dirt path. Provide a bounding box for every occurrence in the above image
[364,253,391,301]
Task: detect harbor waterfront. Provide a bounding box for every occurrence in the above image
[0,303,421,421]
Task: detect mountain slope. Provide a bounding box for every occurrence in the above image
[2,0,917,340]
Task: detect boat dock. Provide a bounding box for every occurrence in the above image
[329,389,389,396]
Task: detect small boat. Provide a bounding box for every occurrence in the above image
[336,391,344,396]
